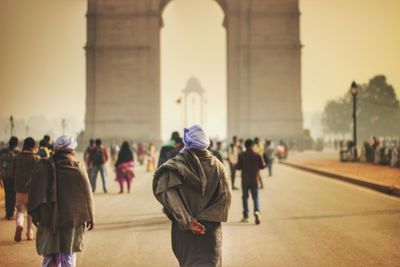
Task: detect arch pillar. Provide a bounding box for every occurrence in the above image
[224,0,303,139]
[85,0,163,143]
[85,0,303,142]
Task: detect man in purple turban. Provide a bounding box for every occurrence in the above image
[29,135,94,267]
[153,124,231,267]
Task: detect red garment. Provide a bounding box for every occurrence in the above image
[116,161,135,181]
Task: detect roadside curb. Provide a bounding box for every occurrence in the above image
[281,161,400,198]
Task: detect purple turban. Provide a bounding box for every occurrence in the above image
[181,124,210,152]
[54,135,77,152]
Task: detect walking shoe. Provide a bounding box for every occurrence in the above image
[254,211,261,225]
[14,226,23,242]
[240,217,249,223]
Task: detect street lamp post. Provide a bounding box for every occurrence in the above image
[350,81,358,160]
[9,116,14,137]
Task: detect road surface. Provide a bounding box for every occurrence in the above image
[1,162,399,266]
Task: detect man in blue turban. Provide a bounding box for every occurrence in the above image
[153,124,232,267]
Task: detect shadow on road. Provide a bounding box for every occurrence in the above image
[274,209,400,221]
[94,216,170,232]
[226,221,259,227]
[102,212,164,219]
[0,240,27,247]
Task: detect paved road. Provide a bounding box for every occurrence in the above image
[1,162,400,267]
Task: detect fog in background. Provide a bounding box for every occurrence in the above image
[1,0,399,141]
[161,0,226,140]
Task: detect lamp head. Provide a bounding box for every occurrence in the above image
[350,81,358,95]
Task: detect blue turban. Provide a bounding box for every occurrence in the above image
[181,124,210,152]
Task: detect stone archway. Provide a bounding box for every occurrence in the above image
[85,0,303,143]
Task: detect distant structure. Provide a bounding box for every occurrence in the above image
[85,0,303,142]
[182,77,206,127]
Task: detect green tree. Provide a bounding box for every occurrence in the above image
[322,75,400,140]
[321,97,351,136]
[357,75,400,139]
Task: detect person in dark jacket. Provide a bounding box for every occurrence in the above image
[88,138,108,193]
[37,139,50,159]
[209,140,223,163]
[29,135,94,266]
[165,137,184,160]
[153,125,231,267]
[13,137,41,241]
[236,139,265,225]
[157,131,180,167]
[0,136,19,220]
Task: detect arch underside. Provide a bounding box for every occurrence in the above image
[161,0,226,15]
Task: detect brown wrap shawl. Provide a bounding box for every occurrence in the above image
[28,153,94,233]
[153,149,231,224]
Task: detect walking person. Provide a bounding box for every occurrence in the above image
[115,141,135,193]
[253,137,265,189]
[43,135,54,154]
[110,141,120,166]
[209,140,223,163]
[29,135,95,267]
[146,142,156,172]
[158,131,180,167]
[165,137,184,160]
[88,138,108,193]
[37,139,51,159]
[264,140,275,177]
[137,143,146,166]
[0,136,19,220]
[236,139,265,225]
[84,139,95,176]
[13,137,41,241]
[228,136,239,190]
[153,124,232,267]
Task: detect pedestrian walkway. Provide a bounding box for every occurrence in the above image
[283,151,400,196]
[1,155,400,266]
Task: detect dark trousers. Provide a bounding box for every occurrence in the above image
[259,175,264,188]
[267,160,273,176]
[242,184,259,218]
[172,221,222,267]
[90,165,107,192]
[2,177,16,218]
[229,162,236,188]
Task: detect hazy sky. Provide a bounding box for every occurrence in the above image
[0,0,399,140]
[161,0,226,139]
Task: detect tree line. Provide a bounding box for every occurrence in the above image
[322,75,400,141]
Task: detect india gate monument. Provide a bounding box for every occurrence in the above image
[84,0,303,142]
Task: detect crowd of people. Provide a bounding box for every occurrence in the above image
[0,135,94,266]
[337,136,400,168]
[0,127,283,267]
[360,137,400,167]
